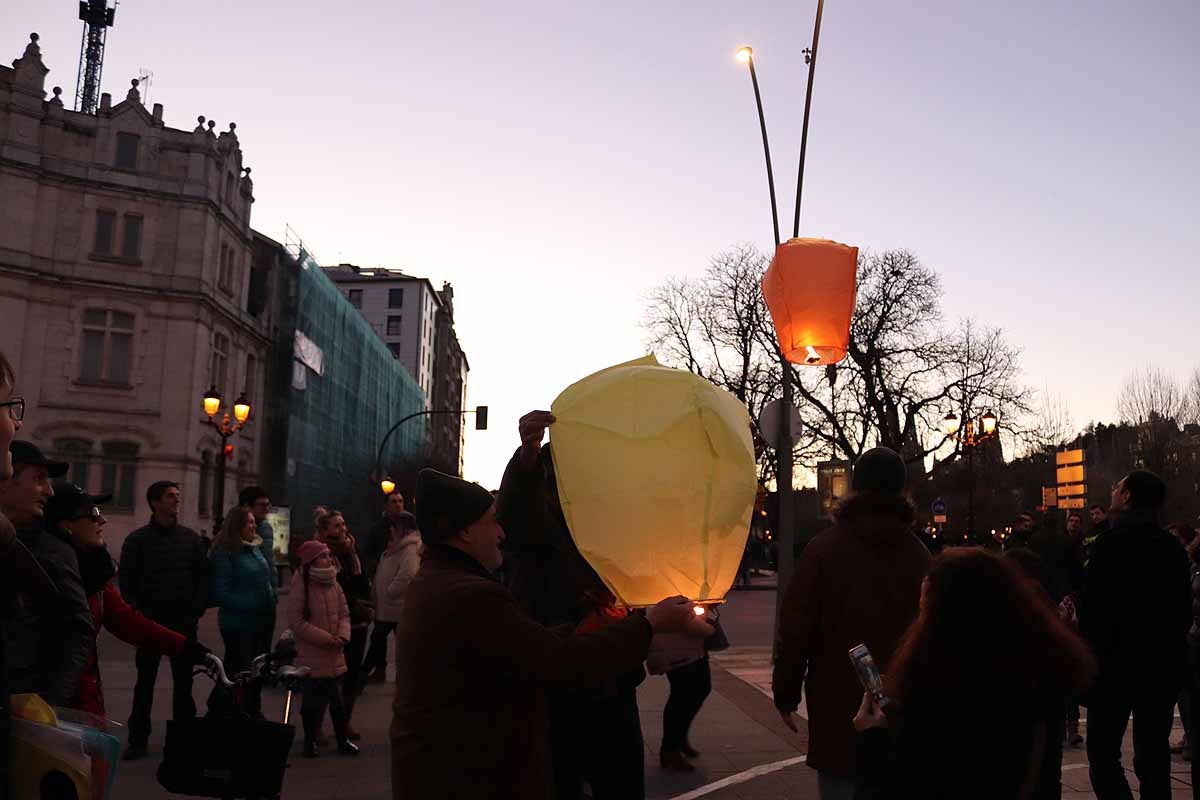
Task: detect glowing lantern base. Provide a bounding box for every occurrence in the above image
[762,237,858,366]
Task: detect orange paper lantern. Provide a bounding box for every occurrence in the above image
[762,237,858,365]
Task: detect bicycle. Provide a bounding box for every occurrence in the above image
[156,648,310,799]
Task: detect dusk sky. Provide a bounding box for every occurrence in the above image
[5,0,1197,487]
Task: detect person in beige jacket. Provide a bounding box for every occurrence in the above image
[363,511,421,682]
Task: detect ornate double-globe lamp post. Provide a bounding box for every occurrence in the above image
[202,385,252,531]
[941,409,998,544]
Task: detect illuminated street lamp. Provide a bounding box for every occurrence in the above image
[733,1,850,636]
[374,405,489,497]
[202,385,253,530]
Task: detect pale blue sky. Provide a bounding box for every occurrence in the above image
[5,0,1197,486]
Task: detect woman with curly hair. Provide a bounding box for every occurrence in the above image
[853,547,1097,800]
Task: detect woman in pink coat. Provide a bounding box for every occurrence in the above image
[288,539,358,758]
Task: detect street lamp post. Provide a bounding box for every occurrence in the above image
[202,385,252,532]
[736,0,830,618]
[374,405,488,495]
[941,409,998,544]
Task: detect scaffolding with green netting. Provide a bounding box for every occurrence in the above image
[286,248,426,540]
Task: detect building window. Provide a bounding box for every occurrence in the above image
[387,316,402,336]
[80,309,134,385]
[100,441,139,510]
[94,211,116,255]
[114,132,139,170]
[121,214,142,259]
[211,333,229,390]
[387,343,401,360]
[54,438,92,485]
[348,289,362,308]
[388,288,404,309]
[198,450,211,517]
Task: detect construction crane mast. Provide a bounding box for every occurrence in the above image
[75,0,116,114]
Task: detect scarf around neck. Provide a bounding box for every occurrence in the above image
[309,565,337,584]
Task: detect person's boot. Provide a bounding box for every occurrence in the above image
[660,751,694,772]
[681,739,701,759]
[337,739,360,756]
[122,742,147,761]
[302,740,319,759]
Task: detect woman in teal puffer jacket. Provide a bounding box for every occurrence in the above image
[209,506,277,713]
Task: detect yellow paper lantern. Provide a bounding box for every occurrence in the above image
[549,355,758,607]
[762,237,858,365]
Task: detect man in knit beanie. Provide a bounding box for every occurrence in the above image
[391,468,696,800]
[773,446,931,800]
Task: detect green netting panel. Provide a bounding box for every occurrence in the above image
[286,249,426,540]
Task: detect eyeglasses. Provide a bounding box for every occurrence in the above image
[72,507,104,523]
[1,397,24,421]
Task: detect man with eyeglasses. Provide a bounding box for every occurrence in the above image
[1,351,62,798]
[0,439,94,707]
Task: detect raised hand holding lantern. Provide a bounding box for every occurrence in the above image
[762,237,858,366]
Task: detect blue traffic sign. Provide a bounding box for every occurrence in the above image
[931,498,947,516]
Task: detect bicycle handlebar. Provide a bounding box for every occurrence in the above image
[203,653,235,687]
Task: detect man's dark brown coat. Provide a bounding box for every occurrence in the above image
[390,545,653,800]
[772,493,931,778]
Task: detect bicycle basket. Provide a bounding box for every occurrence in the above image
[157,716,294,798]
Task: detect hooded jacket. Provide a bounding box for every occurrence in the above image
[374,532,422,624]
[772,492,931,777]
[287,569,350,679]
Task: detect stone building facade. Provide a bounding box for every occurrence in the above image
[431,282,469,475]
[0,33,269,547]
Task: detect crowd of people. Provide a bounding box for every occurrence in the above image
[775,444,1198,800]
[5,335,1200,800]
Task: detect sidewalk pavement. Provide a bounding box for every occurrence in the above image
[95,576,1194,799]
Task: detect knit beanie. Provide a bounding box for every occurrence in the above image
[415,468,494,546]
[851,447,907,495]
[297,539,329,567]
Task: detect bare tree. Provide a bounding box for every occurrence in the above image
[1117,365,1185,425]
[1116,365,1187,476]
[644,244,782,481]
[1021,388,1078,456]
[644,246,1034,478]
[1185,367,1200,427]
